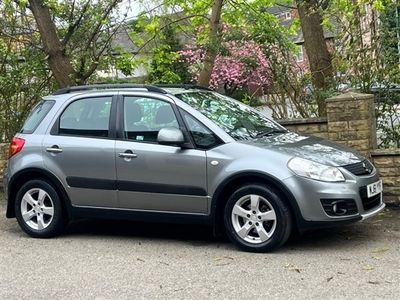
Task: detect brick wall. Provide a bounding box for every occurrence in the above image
[371,149,400,205]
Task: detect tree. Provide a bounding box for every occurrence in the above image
[147,25,191,84]
[26,0,124,88]
[180,30,271,96]
[0,2,53,142]
[296,0,334,116]
[28,0,75,87]
[0,0,127,141]
[197,0,223,86]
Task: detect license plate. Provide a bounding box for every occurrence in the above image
[367,180,383,198]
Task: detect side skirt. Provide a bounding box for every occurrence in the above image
[71,206,213,225]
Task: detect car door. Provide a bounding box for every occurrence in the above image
[115,93,208,214]
[43,95,118,208]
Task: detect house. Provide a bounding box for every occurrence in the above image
[267,5,335,74]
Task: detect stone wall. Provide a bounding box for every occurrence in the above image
[278,117,328,139]
[0,143,8,190]
[371,149,400,205]
[279,92,376,158]
[326,92,377,158]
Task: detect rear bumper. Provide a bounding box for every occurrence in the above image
[3,171,12,218]
[2,171,8,200]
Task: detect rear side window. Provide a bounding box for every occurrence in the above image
[21,100,55,134]
[59,97,112,137]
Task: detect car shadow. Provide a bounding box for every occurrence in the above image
[64,218,381,251]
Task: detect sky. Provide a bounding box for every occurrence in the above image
[119,1,148,20]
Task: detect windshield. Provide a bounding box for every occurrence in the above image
[175,91,286,140]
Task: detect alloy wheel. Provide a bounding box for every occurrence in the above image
[20,188,54,230]
[231,194,277,244]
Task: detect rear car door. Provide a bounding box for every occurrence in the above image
[115,93,208,213]
[43,94,118,208]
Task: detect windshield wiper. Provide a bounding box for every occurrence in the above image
[254,129,287,138]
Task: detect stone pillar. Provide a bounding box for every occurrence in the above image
[326,92,377,158]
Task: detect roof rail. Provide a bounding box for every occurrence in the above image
[52,84,168,95]
[154,84,212,91]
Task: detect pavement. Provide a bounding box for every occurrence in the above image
[0,193,399,299]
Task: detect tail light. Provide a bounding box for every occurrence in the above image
[9,137,25,158]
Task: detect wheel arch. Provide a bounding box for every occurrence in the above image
[7,167,73,219]
[211,171,303,236]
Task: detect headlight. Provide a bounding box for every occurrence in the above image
[287,157,345,182]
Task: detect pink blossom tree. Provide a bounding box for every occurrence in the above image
[179,36,271,96]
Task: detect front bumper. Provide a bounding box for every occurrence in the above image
[283,170,385,224]
[361,202,385,220]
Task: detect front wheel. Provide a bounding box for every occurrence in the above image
[15,180,66,238]
[224,184,292,252]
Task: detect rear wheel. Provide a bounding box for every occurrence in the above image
[15,180,66,238]
[224,184,292,252]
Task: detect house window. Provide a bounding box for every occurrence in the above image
[278,11,291,20]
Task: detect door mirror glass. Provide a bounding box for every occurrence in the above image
[157,127,185,146]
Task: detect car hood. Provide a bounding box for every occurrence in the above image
[241,132,365,167]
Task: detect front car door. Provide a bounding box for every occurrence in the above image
[115,92,208,214]
[43,94,118,208]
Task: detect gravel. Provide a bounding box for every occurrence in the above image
[1,194,399,299]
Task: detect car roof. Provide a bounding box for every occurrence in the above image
[44,84,212,102]
[51,84,211,96]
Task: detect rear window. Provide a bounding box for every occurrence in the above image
[20,100,55,134]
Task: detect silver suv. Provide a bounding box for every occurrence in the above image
[4,84,385,252]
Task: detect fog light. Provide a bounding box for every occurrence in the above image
[331,200,347,216]
[321,199,358,217]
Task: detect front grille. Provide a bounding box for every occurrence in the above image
[342,160,374,176]
[359,186,381,211]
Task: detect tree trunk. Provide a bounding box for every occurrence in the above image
[198,0,223,86]
[296,0,334,116]
[29,0,75,88]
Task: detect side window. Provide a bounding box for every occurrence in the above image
[59,97,112,137]
[21,100,55,134]
[124,97,179,142]
[181,110,220,149]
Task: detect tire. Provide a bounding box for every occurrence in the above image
[15,179,67,238]
[224,184,292,252]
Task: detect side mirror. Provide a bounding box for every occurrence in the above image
[157,127,185,146]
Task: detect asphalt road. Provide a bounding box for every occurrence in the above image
[0,194,399,299]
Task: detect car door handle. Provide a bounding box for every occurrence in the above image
[46,146,63,153]
[118,152,137,158]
